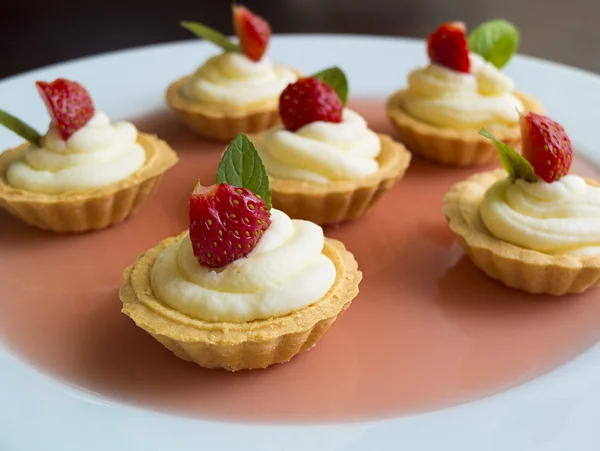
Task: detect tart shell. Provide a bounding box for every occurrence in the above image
[0,133,178,233]
[386,90,545,167]
[250,133,412,225]
[120,233,362,371]
[443,169,600,295]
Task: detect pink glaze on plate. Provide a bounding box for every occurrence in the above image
[1,100,600,424]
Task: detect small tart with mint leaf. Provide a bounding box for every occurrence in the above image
[386,20,544,167]
[120,133,362,371]
[0,78,178,233]
[443,112,600,295]
[248,66,412,225]
[166,5,300,141]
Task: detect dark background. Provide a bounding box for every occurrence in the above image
[1,0,599,79]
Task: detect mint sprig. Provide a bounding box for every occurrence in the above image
[0,109,41,146]
[180,21,242,53]
[311,67,349,105]
[479,128,537,182]
[468,20,519,69]
[217,133,272,209]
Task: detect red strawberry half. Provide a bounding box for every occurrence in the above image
[35,79,95,141]
[279,77,343,132]
[427,22,470,73]
[520,112,573,183]
[189,182,271,268]
[233,5,271,62]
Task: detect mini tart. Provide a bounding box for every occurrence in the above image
[386,90,545,167]
[443,169,600,295]
[166,71,301,142]
[120,232,362,371]
[250,133,411,225]
[0,133,178,233]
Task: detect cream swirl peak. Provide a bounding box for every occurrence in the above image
[481,176,600,256]
[404,53,523,130]
[151,209,336,323]
[182,52,297,107]
[6,112,146,194]
[257,109,381,183]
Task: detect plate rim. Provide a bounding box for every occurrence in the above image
[4,33,600,86]
[2,34,600,451]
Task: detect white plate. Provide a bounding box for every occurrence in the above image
[2,35,600,451]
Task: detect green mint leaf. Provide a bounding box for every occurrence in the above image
[0,109,41,146]
[479,128,537,182]
[180,21,242,53]
[216,133,272,209]
[311,66,349,105]
[468,19,519,69]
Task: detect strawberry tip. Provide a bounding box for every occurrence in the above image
[449,21,466,31]
[192,181,216,195]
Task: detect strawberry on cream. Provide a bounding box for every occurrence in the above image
[182,52,297,108]
[6,112,146,194]
[476,113,598,256]
[404,53,523,130]
[257,109,381,183]
[150,208,336,323]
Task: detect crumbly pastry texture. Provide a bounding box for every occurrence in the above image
[443,169,600,295]
[386,90,544,167]
[120,233,361,371]
[0,133,178,232]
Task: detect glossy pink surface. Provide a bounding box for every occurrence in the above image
[1,99,599,424]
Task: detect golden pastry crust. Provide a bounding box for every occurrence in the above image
[0,133,178,233]
[165,70,301,142]
[386,90,545,167]
[120,233,362,371]
[250,133,412,225]
[442,169,600,295]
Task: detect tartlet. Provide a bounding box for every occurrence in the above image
[166,6,299,141]
[0,133,177,232]
[386,20,544,167]
[443,113,600,295]
[443,170,600,295]
[120,134,362,370]
[0,78,178,233]
[252,67,412,225]
[121,231,360,370]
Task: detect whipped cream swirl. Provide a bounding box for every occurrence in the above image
[183,52,297,107]
[257,109,381,183]
[6,112,146,194]
[150,209,336,323]
[481,175,600,256]
[404,53,524,130]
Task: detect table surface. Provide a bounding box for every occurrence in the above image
[1,0,599,79]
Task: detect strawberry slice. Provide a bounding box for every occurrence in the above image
[427,22,470,73]
[35,79,95,141]
[233,5,271,62]
[279,77,343,132]
[189,182,271,268]
[520,112,573,183]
